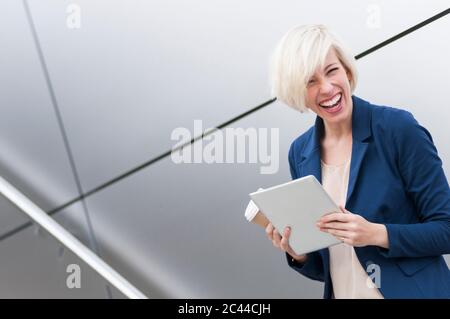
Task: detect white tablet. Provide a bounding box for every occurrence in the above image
[249,175,341,255]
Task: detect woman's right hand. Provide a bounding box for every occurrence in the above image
[265,223,308,263]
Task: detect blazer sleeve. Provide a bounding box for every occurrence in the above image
[379,110,450,258]
[286,143,325,282]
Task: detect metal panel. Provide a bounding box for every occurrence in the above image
[26,0,450,191]
[0,0,79,236]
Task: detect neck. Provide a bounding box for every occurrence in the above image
[323,118,352,140]
[322,101,353,141]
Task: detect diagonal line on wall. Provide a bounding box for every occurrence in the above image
[1,7,449,243]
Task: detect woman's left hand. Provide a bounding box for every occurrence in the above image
[316,205,389,248]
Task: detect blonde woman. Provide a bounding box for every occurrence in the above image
[252,24,450,298]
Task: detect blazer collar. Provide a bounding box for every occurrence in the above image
[298,95,373,205]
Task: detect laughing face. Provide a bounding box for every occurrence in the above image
[304,48,353,125]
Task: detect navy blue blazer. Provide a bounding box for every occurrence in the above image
[286,95,450,298]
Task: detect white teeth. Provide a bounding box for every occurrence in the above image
[320,93,341,107]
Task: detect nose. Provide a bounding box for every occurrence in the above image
[319,79,334,95]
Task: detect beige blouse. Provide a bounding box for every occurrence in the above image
[321,157,383,299]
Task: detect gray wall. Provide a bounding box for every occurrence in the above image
[0,0,449,298]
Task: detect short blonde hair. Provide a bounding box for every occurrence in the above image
[270,24,358,112]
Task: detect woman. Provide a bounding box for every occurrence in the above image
[258,24,450,298]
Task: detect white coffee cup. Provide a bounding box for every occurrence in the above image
[245,188,270,228]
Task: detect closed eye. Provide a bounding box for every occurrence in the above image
[327,67,339,75]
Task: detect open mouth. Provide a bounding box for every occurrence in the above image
[318,93,343,114]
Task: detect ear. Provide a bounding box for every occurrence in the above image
[345,67,352,83]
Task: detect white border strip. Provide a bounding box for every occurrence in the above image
[0,176,147,299]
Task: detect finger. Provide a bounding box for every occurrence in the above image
[319,221,351,231]
[326,228,349,238]
[286,245,299,258]
[283,226,291,239]
[281,228,301,258]
[265,223,273,239]
[280,227,291,251]
[341,237,352,245]
[318,212,352,224]
[273,229,282,245]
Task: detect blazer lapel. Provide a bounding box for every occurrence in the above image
[299,149,321,182]
[346,96,372,204]
[297,115,323,182]
[346,140,368,204]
